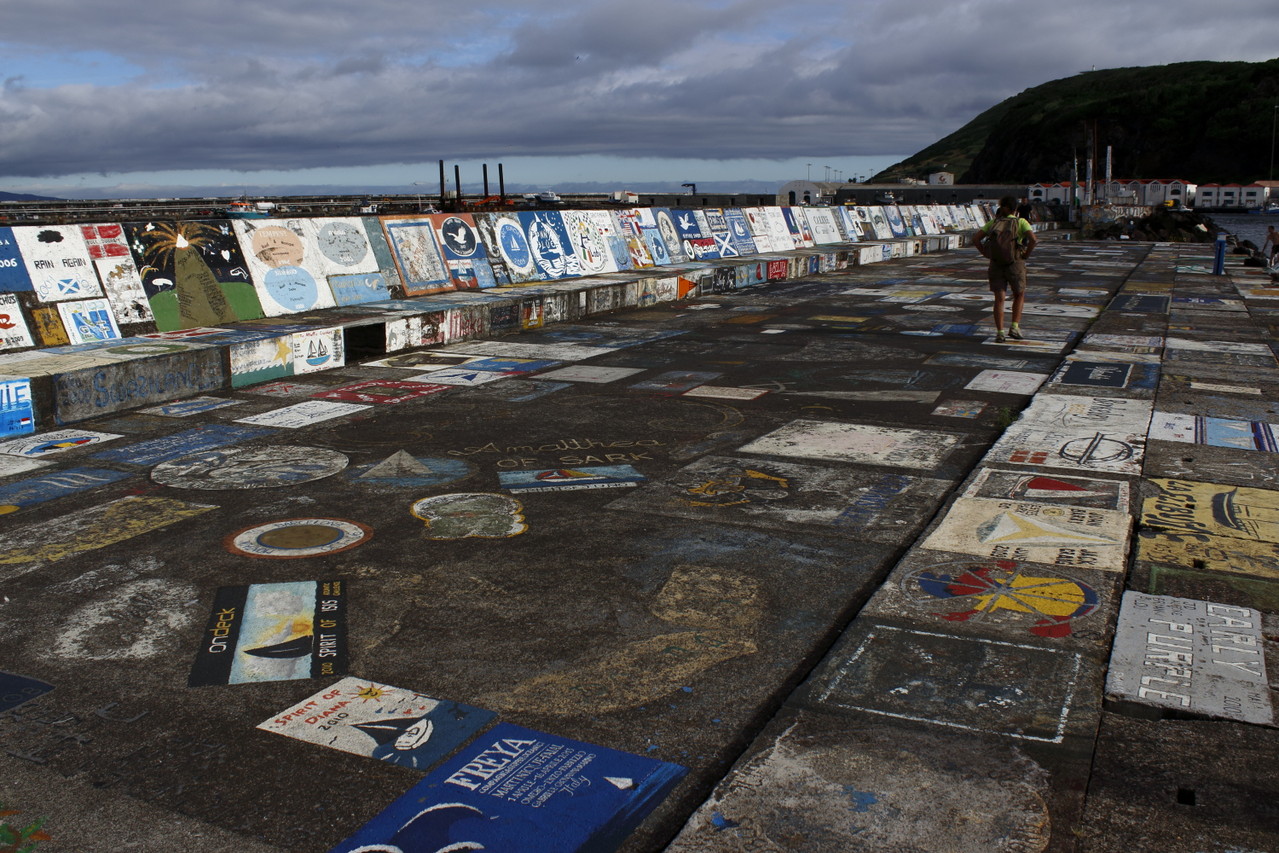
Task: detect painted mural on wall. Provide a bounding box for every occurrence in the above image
[425,213,498,289]
[561,210,621,276]
[381,215,454,294]
[11,225,101,302]
[80,223,154,325]
[0,293,34,351]
[0,227,34,292]
[233,219,340,314]
[126,220,263,331]
[519,211,581,280]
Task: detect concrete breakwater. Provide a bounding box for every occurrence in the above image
[0,202,1012,430]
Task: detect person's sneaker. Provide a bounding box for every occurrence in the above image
[995,331,1007,342]
[1008,328,1024,340]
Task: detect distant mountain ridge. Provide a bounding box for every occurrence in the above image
[0,190,62,202]
[876,58,1279,185]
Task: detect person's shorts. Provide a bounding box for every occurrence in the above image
[988,261,1027,295]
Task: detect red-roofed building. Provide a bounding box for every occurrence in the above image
[1195,183,1272,209]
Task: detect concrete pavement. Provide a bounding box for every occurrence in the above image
[2,234,1278,852]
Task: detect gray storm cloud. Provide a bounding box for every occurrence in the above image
[0,0,1276,178]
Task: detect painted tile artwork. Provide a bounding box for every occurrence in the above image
[898,558,1101,639]
[150,445,349,490]
[189,579,347,687]
[56,298,122,344]
[328,723,686,853]
[921,497,1131,571]
[1141,479,1279,545]
[0,293,35,351]
[0,428,121,458]
[963,469,1129,512]
[964,370,1049,395]
[0,379,36,438]
[258,677,496,771]
[984,395,1151,475]
[1106,592,1272,724]
[125,220,264,332]
[234,400,370,429]
[1148,412,1279,452]
[91,424,274,466]
[0,467,132,513]
[12,225,102,302]
[737,420,962,470]
[225,518,372,559]
[499,465,646,493]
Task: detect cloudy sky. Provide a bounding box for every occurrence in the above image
[1,0,1276,198]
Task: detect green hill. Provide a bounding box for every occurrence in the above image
[875,58,1279,185]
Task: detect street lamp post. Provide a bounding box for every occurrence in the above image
[1270,104,1277,181]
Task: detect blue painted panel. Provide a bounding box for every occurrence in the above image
[0,227,33,292]
[91,424,275,465]
[328,722,685,853]
[0,467,131,509]
[0,378,36,438]
[0,671,54,712]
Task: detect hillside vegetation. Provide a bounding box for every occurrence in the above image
[876,59,1279,185]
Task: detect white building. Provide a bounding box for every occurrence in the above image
[1027,182,1080,204]
[777,180,845,206]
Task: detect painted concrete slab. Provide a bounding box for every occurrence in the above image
[234,400,371,429]
[0,428,122,458]
[1164,337,1275,356]
[1106,591,1272,724]
[91,424,274,465]
[963,468,1130,512]
[1148,411,1279,451]
[329,723,685,853]
[1136,530,1279,580]
[984,395,1152,476]
[668,712,1063,853]
[189,579,347,687]
[963,369,1049,395]
[137,396,246,417]
[531,365,645,384]
[607,455,950,542]
[738,419,962,470]
[0,495,215,580]
[257,676,496,770]
[680,385,770,401]
[809,622,1088,744]
[54,348,226,423]
[867,545,1121,647]
[150,445,348,490]
[921,497,1130,571]
[438,340,614,361]
[310,379,453,404]
[1141,478,1279,545]
[0,467,132,513]
[499,465,646,493]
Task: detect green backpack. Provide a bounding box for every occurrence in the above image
[987,217,1023,265]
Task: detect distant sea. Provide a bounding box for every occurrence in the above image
[1212,212,1276,249]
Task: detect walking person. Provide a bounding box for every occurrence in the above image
[974,196,1037,342]
[1263,225,1278,264]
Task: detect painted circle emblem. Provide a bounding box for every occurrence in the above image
[226,518,372,558]
[496,219,532,272]
[440,217,478,257]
